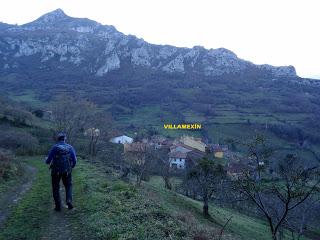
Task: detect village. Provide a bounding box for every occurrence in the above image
[109,134,259,179]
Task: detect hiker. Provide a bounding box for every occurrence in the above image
[45,132,77,211]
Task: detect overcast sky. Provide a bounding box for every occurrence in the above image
[0,0,319,78]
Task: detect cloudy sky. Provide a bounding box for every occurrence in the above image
[0,0,319,78]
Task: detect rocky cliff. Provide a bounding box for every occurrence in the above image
[0,9,297,79]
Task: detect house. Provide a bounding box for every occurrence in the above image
[180,135,206,152]
[170,143,194,154]
[110,135,133,144]
[206,144,225,158]
[168,140,208,170]
[168,143,195,170]
[226,162,252,179]
[214,147,224,158]
[169,151,188,169]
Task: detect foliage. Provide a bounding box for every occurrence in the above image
[0,150,21,181]
[0,127,40,155]
[187,158,226,216]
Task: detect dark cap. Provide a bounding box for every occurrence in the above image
[57,132,67,141]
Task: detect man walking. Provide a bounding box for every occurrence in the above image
[45,132,77,211]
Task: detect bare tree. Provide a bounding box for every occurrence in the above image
[151,147,172,190]
[84,128,100,157]
[236,153,320,240]
[284,197,320,240]
[83,111,113,158]
[124,142,151,186]
[218,216,233,240]
[242,133,273,180]
[51,96,96,144]
[187,158,225,217]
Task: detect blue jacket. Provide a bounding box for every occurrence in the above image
[46,141,77,168]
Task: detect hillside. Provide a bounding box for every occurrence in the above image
[0,156,305,240]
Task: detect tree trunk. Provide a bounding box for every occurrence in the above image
[163,176,172,190]
[92,135,99,156]
[121,167,130,178]
[203,196,209,216]
[192,191,196,200]
[89,135,94,155]
[136,171,143,186]
[272,231,278,240]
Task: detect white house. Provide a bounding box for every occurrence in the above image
[169,151,187,169]
[110,135,133,144]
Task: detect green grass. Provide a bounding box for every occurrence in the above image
[148,176,182,191]
[146,176,309,240]
[0,157,51,240]
[8,90,44,108]
[182,110,206,123]
[0,159,23,195]
[0,174,21,195]
[2,157,222,240]
[0,154,314,240]
[67,161,204,239]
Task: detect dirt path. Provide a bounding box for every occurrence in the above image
[41,188,73,240]
[41,211,72,240]
[0,164,37,227]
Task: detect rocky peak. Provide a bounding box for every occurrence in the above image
[208,48,238,58]
[34,8,68,23]
[19,8,106,34]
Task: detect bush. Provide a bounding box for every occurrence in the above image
[0,127,40,155]
[0,150,21,180]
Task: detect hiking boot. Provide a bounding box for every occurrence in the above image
[66,202,74,210]
[54,206,61,212]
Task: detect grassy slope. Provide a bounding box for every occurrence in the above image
[1,155,310,240]
[5,90,319,160]
[0,157,233,240]
[147,176,309,240]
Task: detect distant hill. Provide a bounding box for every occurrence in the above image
[0,8,296,79]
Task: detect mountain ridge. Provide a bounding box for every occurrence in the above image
[0,8,297,79]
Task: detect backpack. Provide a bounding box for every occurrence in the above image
[51,144,72,174]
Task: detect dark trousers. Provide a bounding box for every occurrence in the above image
[51,172,72,207]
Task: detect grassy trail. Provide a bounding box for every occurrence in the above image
[0,157,203,240]
[0,157,97,240]
[0,157,63,239]
[0,164,37,227]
